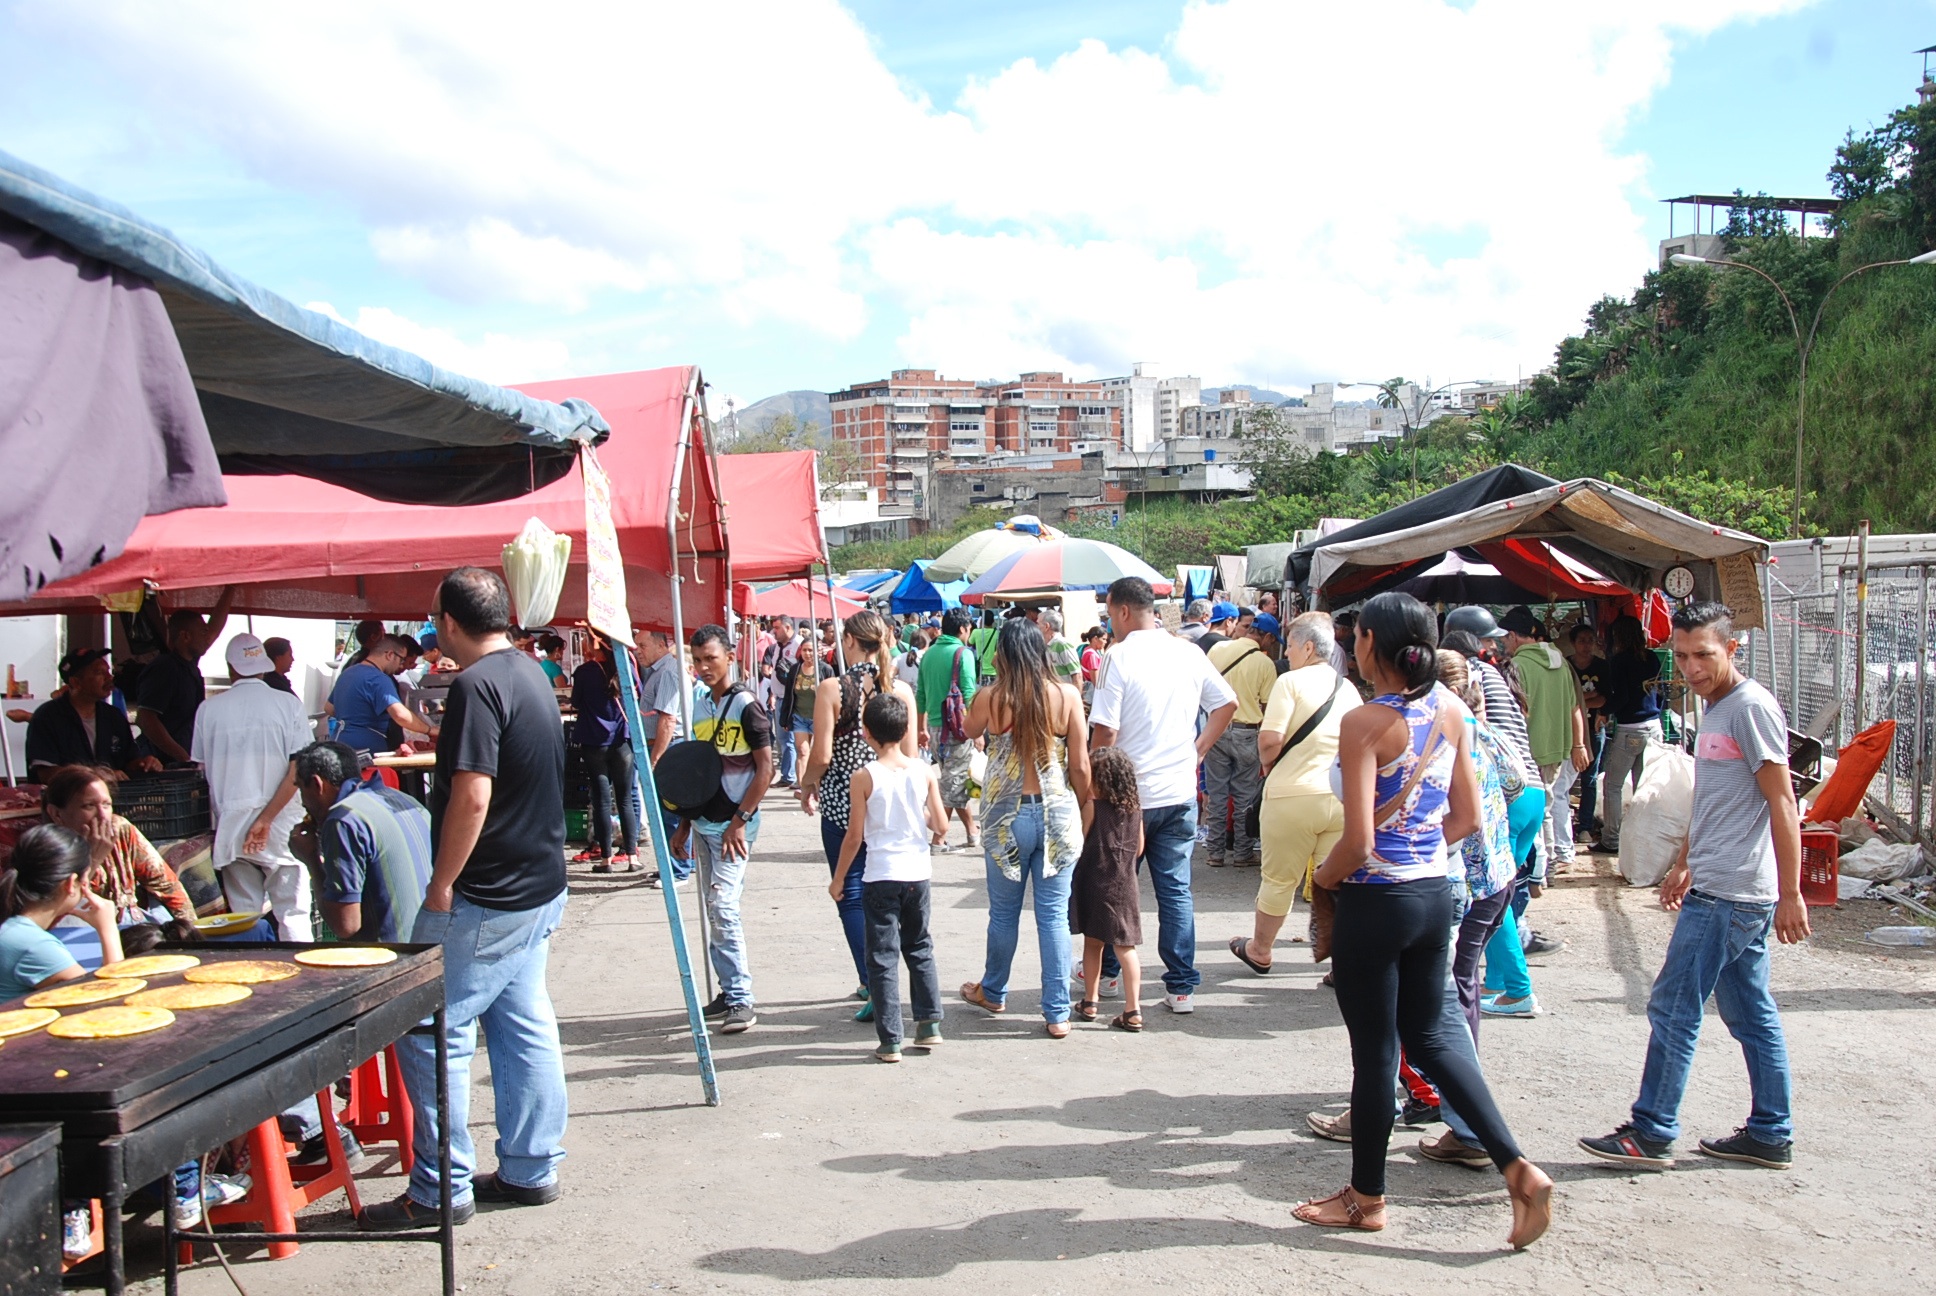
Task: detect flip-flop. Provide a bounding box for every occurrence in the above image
[1110,1011,1143,1033]
[1228,935,1273,975]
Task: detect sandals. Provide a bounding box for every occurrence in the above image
[1044,1021,1071,1039]
[1293,1186,1386,1232]
[1110,1011,1143,1032]
[1228,935,1273,975]
[1072,1000,1099,1023]
[960,982,1005,1015]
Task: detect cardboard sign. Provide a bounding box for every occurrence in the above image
[580,444,634,647]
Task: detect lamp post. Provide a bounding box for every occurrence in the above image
[1669,249,1936,537]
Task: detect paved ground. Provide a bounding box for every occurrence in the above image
[148,785,1936,1295]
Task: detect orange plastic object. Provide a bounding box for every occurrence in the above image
[179,1093,361,1264]
[1799,828,1840,907]
[344,1045,415,1174]
[1804,720,1895,824]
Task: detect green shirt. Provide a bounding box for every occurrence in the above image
[1512,642,1583,767]
[915,634,978,727]
[1046,635,1082,688]
[968,625,1002,681]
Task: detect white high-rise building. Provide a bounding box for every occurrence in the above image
[1096,364,1203,450]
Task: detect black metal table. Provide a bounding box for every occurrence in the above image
[0,1123,62,1295]
[0,943,451,1296]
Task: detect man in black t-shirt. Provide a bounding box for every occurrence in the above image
[365,567,569,1233]
[133,590,234,762]
[26,649,162,781]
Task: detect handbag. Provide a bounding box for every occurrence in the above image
[1245,675,1344,841]
[658,685,752,822]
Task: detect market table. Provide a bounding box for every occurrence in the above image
[370,752,436,803]
[0,943,452,1296]
[0,1123,62,1295]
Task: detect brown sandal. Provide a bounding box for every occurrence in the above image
[1110,1011,1143,1032]
[1044,1021,1071,1038]
[1504,1160,1554,1250]
[960,982,1005,1015]
[1072,1000,1099,1022]
[1293,1186,1386,1232]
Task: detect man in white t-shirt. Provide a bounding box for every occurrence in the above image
[193,633,317,940]
[1089,576,1238,1013]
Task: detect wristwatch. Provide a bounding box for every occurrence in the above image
[732,807,753,825]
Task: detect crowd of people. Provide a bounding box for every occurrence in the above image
[0,562,1816,1257]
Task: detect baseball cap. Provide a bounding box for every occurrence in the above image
[58,647,112,681]
[1251,612,1282,639]
[1497,605,1541,637]
[225,633,274,677]
[1444,606,1508,641]
[1210,601,1239,624]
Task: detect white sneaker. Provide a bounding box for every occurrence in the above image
[170,1195,203,1231]
[1100,976,1122,1000]
[1164,992,1195,1014]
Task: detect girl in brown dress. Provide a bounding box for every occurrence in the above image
[1071,746,1145,1031]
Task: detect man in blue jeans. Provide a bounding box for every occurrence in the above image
[1089,576,1236,1013]
[363,567,571,1229]
[1582,601,1810,1172]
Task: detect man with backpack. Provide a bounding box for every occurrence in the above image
[915,608,980,851]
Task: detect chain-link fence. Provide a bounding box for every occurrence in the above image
[1747,557,1936,843]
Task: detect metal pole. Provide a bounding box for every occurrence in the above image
[1833,565,1848,751]
[616,642,720,1105]
[436,1003,454,1296]
[1916,564,1929,841]
[1854,520,1871,735]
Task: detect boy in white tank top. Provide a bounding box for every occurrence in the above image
[831,693,949,1062]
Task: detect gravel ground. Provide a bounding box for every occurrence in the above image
[146,787,1935,1295]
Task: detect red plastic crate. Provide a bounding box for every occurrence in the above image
[1799,827,1839,908]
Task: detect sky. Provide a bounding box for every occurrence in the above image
[4,0,1934,416]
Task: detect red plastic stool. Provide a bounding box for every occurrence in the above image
[344,1045,415,1173]
[179,1092,362,1263]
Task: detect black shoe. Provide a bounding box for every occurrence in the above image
[1400,1098,1442,1127]
[1697,1127,1793,1170]
[1579,1123,1673,1169]
[475,1171,561,1205]
[720,1004,758,1034]
[293,1126,366,1168]
[1525,932,1567,956]
[357,1192,474,1231]
[703,993,729,1019]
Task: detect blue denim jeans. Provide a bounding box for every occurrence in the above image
[1104,801,1200,995]
[1631,890,1793,1144]
[398,891,570,1207]
[776,728,798,783]
[695,813,760,1007]
[976,802,1074,1023]
[821,815,868,987]
[1483,901,1533,999]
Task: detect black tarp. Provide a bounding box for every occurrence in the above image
[1285,464,1560,589]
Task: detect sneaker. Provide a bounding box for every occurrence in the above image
[1306,1109,1352,1143]
[1163,992,1195,1014]
[293,1125,365,1167]
[63,1206,92,1259]
[1400,1098,1442,1127]
[875,1042,903,1063]
[170,1195,203,1231]
[202,1172,251,1210]
[1099,976,1122,1000]
[1481,993,1541,1018]
[1418,1128,1492,1169]
[702,992,729,1019]
[720,1004,758,1034]
[1580,1123,1674,1169]
[1208,854,1227,868]
[475,1171,561,1205]
[358,1191,476,1231]
[1525,932,1567,955]
[854,998,876,1023]
[913,1022,943,1049]
[1697,1127,1794,1170]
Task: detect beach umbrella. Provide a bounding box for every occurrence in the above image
[922,514,1065,583]
[960,537,1173,604]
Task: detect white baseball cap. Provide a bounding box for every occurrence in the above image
[225,633,273,677]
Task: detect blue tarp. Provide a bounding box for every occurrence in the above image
[890,560,969,614]
[839,568,900,595]
[0,148,608,506]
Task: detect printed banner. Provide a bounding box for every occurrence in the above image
[581,444,634,646]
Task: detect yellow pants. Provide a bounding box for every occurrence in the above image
[1256,794,1345,918]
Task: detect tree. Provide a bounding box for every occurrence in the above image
[1233,406,1343,499]
[720,410,863,498]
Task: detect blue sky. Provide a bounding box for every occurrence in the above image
[4,0,1934,412]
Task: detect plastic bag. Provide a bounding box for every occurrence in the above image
[501,517,572,629]
[1618,742,1695,888]
[1838,840,1925,883]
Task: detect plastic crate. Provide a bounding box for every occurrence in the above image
[565,809,591,844]
[111,770,211,840]
[1799,827,1839,908]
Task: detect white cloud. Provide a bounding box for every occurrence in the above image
[20,0,1814,388]
[306,301,575,384]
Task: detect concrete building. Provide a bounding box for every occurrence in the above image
[1179,388,1273,439]
[929,436,1255,529]
[829,369,1122,518]
[1094,364,1202,450]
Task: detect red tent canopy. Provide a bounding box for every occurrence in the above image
[740,579,865,621]
[6,366,729,631]
[716,450,825,581]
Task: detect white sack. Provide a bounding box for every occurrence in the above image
[1618,743,1696,888]
[1837,840,1924,883]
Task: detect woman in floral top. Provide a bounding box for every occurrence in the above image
[40,765,193,923]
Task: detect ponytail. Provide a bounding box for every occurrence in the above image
[0,824,91,919]
[1358,591,1440,698]
[842,611,897,690]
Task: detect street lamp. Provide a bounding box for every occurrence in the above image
[1669,249,1936,537]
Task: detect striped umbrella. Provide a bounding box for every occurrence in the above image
[922,514,1065,583]
[960,537,1173,604]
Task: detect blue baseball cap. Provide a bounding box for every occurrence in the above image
[1210,601,1239,623]
[1251,612,1281,638]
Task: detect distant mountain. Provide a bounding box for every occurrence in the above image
[732,390,832,441]
[1202,384,1296,406]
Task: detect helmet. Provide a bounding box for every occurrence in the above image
[1444,605,1507,641]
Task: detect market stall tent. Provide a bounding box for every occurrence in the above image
[890,560,970,614]
[715,450,826,582]
[4,366,727,632]
[0,148,607,596]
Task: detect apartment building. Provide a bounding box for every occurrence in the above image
[1094,364,1203,450]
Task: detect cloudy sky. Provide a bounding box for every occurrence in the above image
[4,0,1930,410]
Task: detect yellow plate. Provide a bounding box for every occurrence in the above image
[184,961,300,985]
[95,955,202,979]
[194,913,261,937]
[294,947,398,968]
[46,1006,175,1039]
[127,983,252,1010]
[0,1007,60,1038]
[25,979,147,1008]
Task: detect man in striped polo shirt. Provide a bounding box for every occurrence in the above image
[289,739,434,944]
